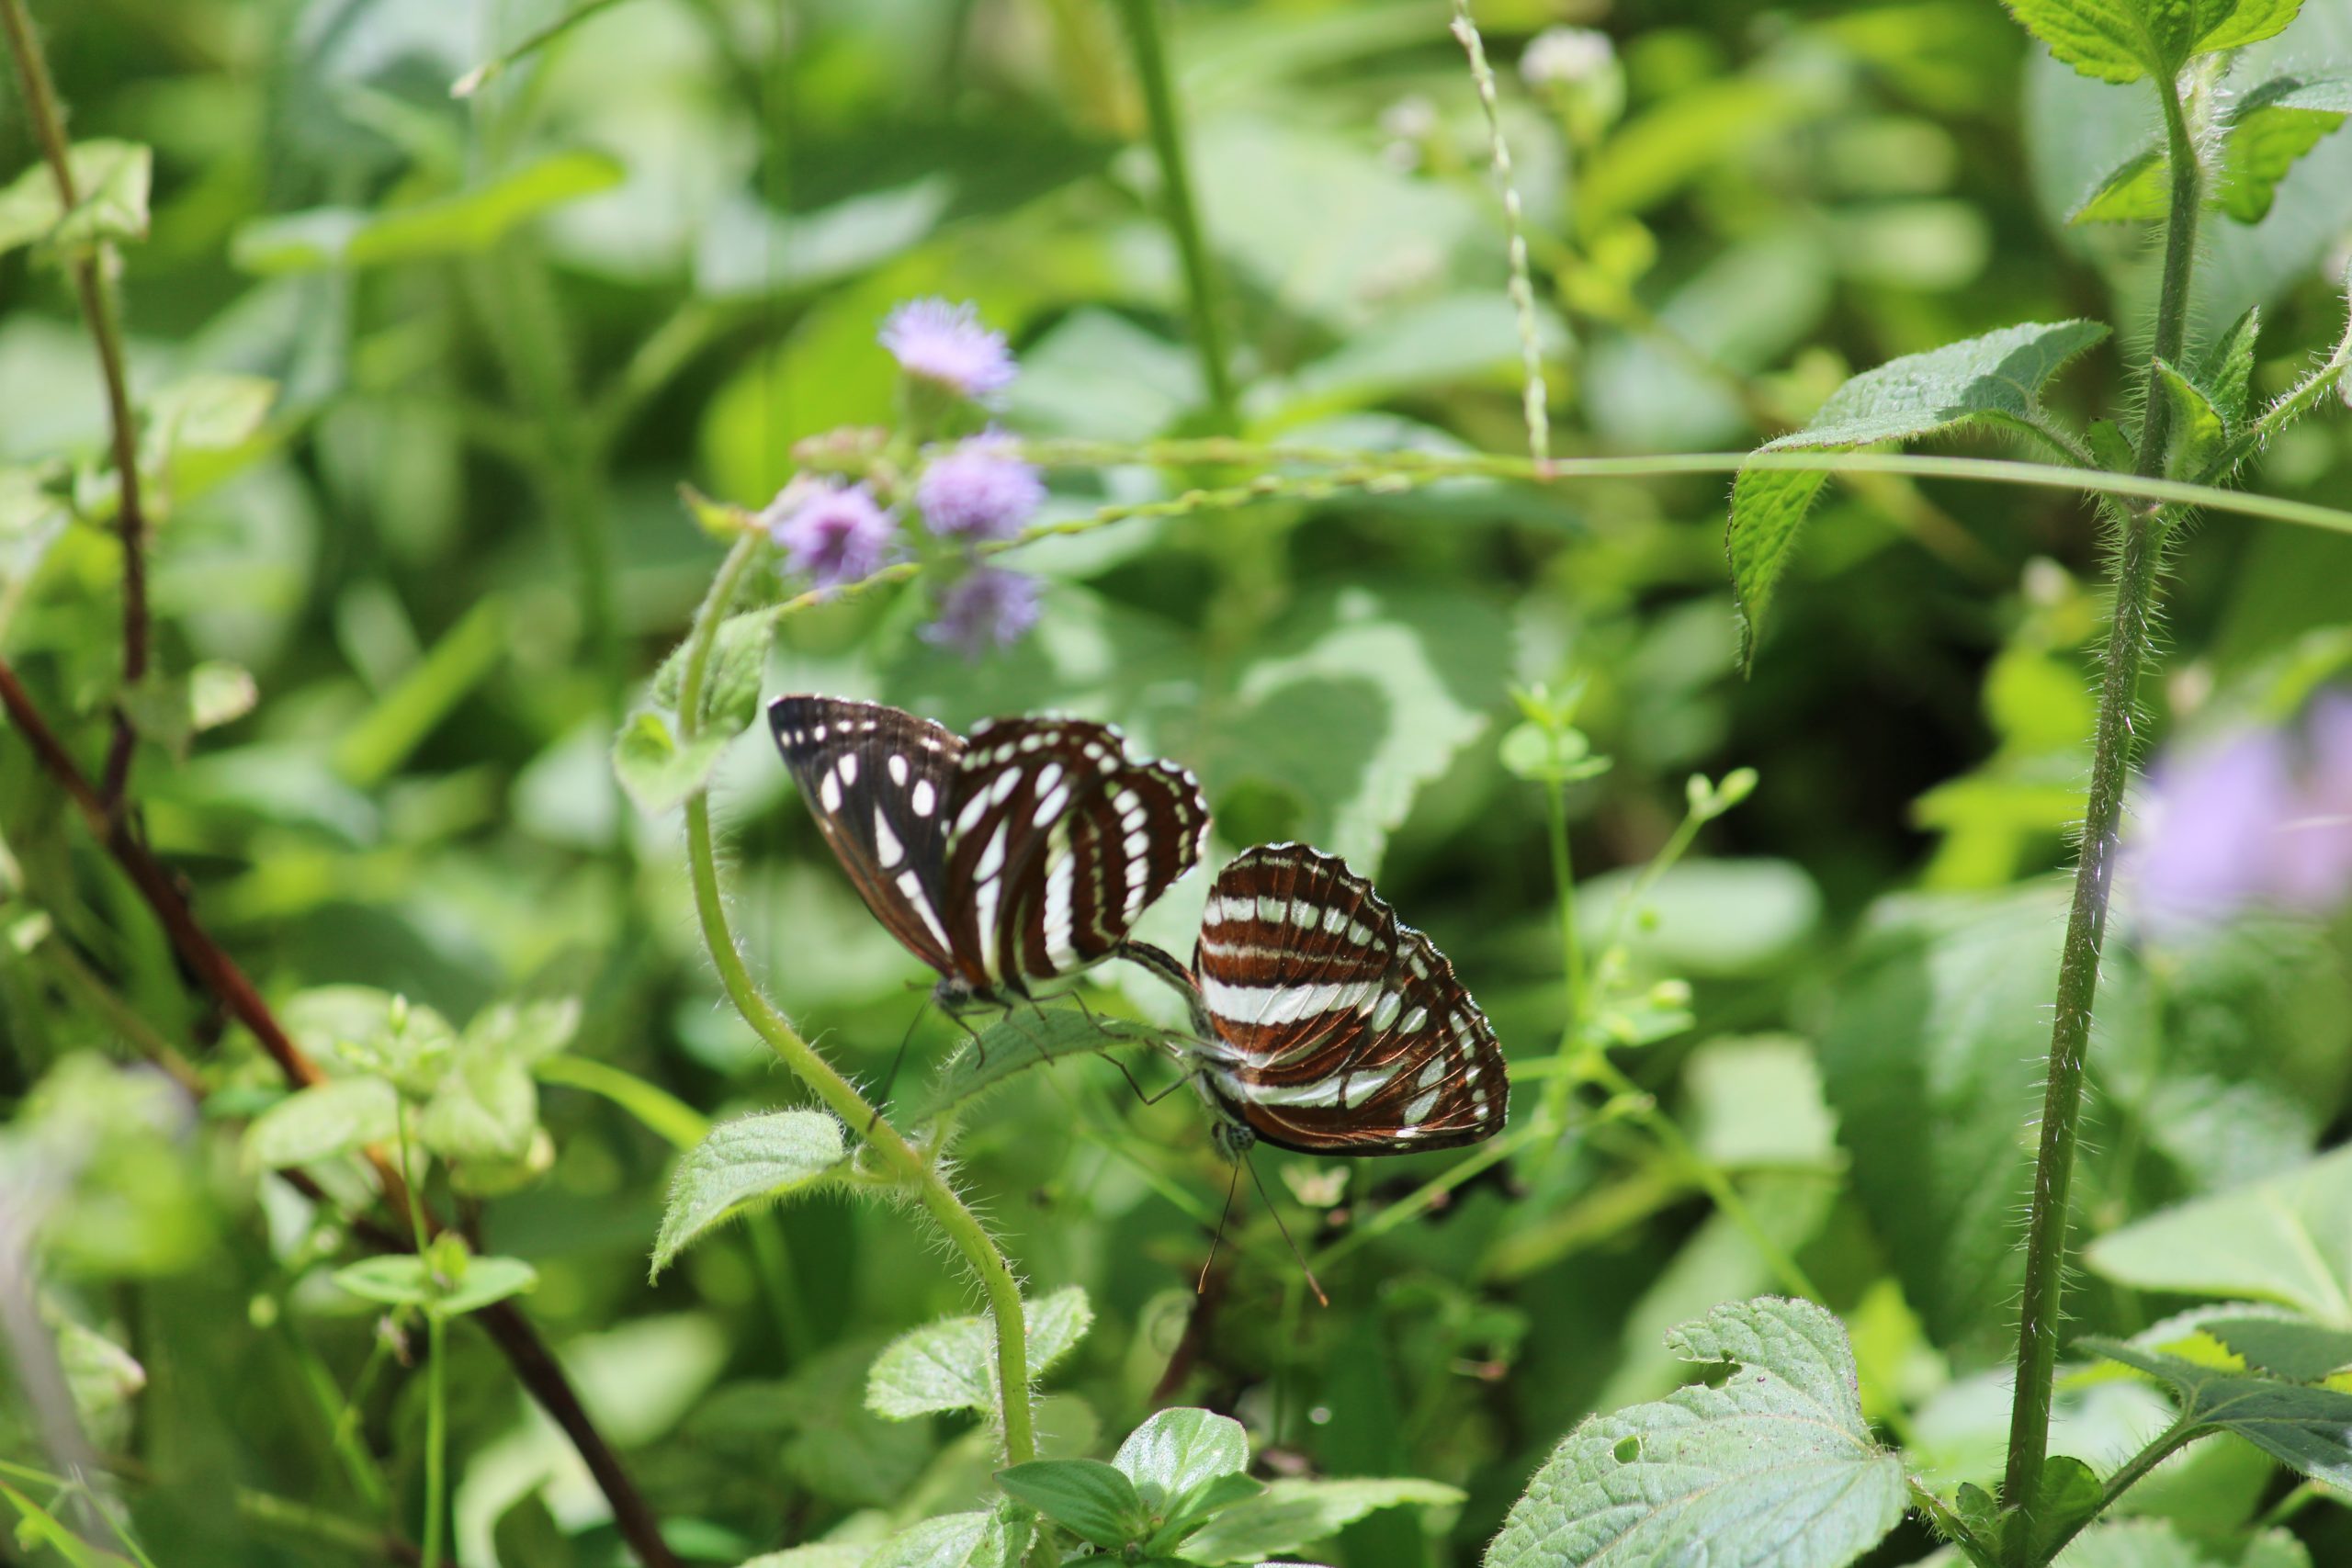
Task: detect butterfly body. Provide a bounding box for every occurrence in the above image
[1184,842,1508,1156]
[769,695,1209,1012]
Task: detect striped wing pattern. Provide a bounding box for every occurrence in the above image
[769,695,967,982]
[770,697,1208,1003]
[944,716,1210,989]
[1193,843,1507,1155]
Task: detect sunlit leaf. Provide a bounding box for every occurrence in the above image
[2086,1145,2352,1320]
[994,1460,1149,1551]
[866,1286,1093,1418]
[0,141,151,256]
[1177,1478,1462,1565]
[1114,1407,1250,1512]
[651,1111,849,1278]
[2086,1336,2352,1493]
[243,1076,400,1168]
[612,708,730,816]
[1487,1298,1906,1568]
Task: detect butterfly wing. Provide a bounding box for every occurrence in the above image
[1193,842,1507,1155]
[942,716,1209,992]
[768,695,969,983]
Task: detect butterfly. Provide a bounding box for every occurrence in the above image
[1180,842,1508,1156]
[767,694,1210,1013]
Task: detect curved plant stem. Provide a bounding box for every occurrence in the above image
[1114,0,1239,432]
[1,0,153,808]
[674,535,1038,1465]
[1448,0,1550,464]
[1999,69,2202,1562]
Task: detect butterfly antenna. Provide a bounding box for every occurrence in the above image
[865,1000,928,1133]
[1199,1157,1243,1296]
[1245,1153,1329,1308]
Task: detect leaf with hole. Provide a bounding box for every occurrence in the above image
[650,1111,848,1279]
[1726,321,2107,666]
[866,1286,1093,1419]
[1486,1297,1906,1568]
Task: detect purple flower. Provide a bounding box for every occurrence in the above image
[916,439,1045,541]
[880,299,1017,400]
[2127,692,2352,931]
[922,567,1042,659]
[764,479,896,589]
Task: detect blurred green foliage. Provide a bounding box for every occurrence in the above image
[4,0,2352,1565]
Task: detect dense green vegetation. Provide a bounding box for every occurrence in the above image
[6,0,2352,1565]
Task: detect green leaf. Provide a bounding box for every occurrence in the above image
[1175,1478,1463,1565]
[2002,0,2160,84]
[243,1076,400,1168]
[0,141,152,256]
[865,1510,1030,1568]
[1727,321,2107,665]
[1113,1408,1251,1513]
[463,998,582,1067]
[2193,1309,2352,1381]
[2195,0,2309,54]
[2218,74,2352,223]
[2057,1518,2312,1568]
[866,1285,1093,1418]
[2194,307,2262,427]
[650,1111,848,1278]
[898,1010,1185,1125]
[418,1049,537,1163]
[493,1494,578,1568]
[285,987,457,1096]
[231,151,625,273]
[651,607,780,736]
[1152,1472,1268,1550]
[738,1549,872,1568]
[333,1255,437,1309]
[435,1255,539,1315]
[2085,1336,2352,1493]
[2084,1144,2352,1322]
[995,1460,1150,1550]
[1487,1298,1907,1568]
[613,708,730,816]
[2069,147,2168,223]
[2025,1455,2104,1562]
[2154,357,2228,479]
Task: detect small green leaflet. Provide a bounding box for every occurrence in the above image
[866,1286,1092,1418]
[650,1111,849,1278]
[651,605,781,735]
[994,1460,1150,1550]
[0,141,152,256]
[1176,1477,1464,1565]
[1485,1297,1906,1568]
[1113,1407,1250,1513]
[614,708,732,816]
[1726,321,2107,668]
[2070,74,2352,229]
[242,1076,401,1168]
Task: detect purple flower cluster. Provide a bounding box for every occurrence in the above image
[917,436,1044,542]
[2126,693,2352,931]
[922,567,1043,658]
[881,298,1017,401]
[763,479,896,591]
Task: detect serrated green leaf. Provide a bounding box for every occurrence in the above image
[866,1285,1093,1418]
[865,1510,1029,1568]
[2085,1144,2352,1322]
[899,1010,1186,1126]
[1176,1478,1463,1565]
[2002,0,2157,84]
[0,141,152,256]
[2217,74,2352,223]
[2194,1309,2352,1381]
[231,151,624,273]
[1487,1297,1907,1568]
[2194,308,2262,427]
[613,708,730,816]
[651,607,780,735]
[651,1111,848,1278]
[2195,0,2308,54]
[243,1077,400,1168]
[2085,1336,2352,1493]
[995,1460,1149,1550]
[1727,321,2107,665]
[2154,357,2228,479]
[1114,1408,1250,1512]
[2069,147,2168,223]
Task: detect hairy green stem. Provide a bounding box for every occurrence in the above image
[2000,69,2201,1560]
[1114,0,1239,431]
[1447,0,1550,463]
[676,536,1037,1464]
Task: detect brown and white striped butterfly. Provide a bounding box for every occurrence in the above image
[768,695,1209,1012]
[1182,842,1508,1156]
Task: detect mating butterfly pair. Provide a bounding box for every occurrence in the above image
[770,695,1507,1156]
